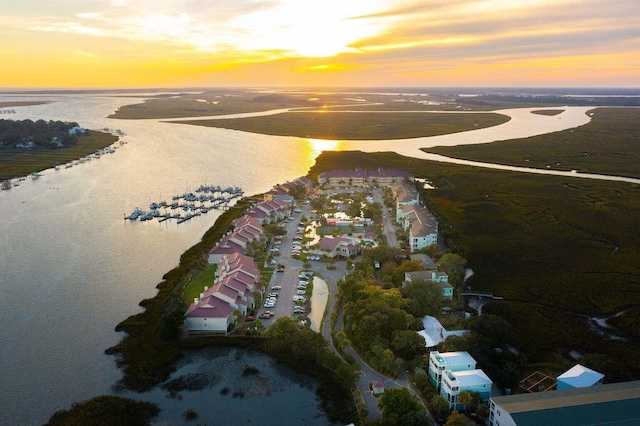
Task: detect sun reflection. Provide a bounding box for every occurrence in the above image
[305,138,341,162]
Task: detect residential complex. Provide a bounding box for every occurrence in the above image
[318,167,413,187]
[390,181,438,251]
[185,252,262,334]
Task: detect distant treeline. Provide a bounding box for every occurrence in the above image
[462,94,640,107]
[0,119,81,149]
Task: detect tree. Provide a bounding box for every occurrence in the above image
[438,253,467,287]
[391,330,427,360]
[400,279,443,317]
[377,387,428,425]
[444,411,474,426]
[457,389,474,414]
[476,403,490,420]
[429,394,450,420]
[287,184,307,203]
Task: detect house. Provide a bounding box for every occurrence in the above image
[441,369,493,410]
[186,252,262,335]
[308,236,361,258]
[208,215,265,264]
[404,271,453,300]
[265,176,314,199]
[428,351,478,390]
[245,198,291,224]
[419,318,468,348]
[410,254,438,270]
[184,295,235,334]
[390,181,420,206]
[391,181,439,252]
[371,381,385,395]
[488,380,640,426]
[556,364,604,390]
[208,237,245,264]
[398,205,438,251]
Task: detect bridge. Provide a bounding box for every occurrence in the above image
[461,291,503,300]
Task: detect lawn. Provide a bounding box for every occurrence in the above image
[183,264,217,304]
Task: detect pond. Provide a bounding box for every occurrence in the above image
[121,346,331,425]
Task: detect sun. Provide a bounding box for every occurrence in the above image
[230,1,384,58]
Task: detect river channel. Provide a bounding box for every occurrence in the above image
[0,92,633,425]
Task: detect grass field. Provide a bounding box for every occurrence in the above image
[0,130,118,180]
[173,111,510,140]
[183,264,217,304]
[309,149,640,374]
[424,107,640,179]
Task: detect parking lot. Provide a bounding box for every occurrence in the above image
[256,204,317,326]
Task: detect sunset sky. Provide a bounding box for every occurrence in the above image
[1,0,638,88]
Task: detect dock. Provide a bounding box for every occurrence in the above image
[125,184,243,225]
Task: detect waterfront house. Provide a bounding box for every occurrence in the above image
[208,215,265,264]
[184,295,235,334]
[208,237,244,264]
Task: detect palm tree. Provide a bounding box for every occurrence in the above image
[457,389,474,414]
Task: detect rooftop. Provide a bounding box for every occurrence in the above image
[491,380,640,426]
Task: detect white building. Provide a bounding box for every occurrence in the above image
[441,369,493,410]
[557,364,604,390]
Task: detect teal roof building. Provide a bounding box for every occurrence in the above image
[489,380,640,426]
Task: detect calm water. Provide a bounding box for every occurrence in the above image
[121,347,329,425]
[0,93,626,425]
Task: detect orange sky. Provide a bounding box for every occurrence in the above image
[1,0,638,88]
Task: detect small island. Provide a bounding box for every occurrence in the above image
[0,118,119,181]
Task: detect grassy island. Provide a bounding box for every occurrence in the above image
[172,111,511,140]
[0,130,118,180]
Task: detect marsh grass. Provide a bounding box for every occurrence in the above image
[174,111,510,140]
[425,107,640,179]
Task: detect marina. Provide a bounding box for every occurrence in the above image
[125,185,243,224]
